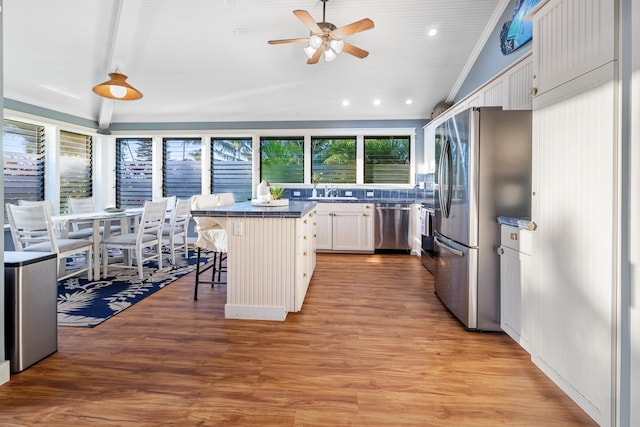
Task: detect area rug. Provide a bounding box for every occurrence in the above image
[57,251,211,327]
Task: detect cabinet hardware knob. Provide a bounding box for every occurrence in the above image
[528,221,538,231]
[303,235,307,240]
[510,233,518,241]
[363,213,369,217]
[497,247,504,255]
[304,219,307,224]
[303,251,307,256]
[529,87,538,96]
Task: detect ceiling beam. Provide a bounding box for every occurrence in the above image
[97,0,143,129]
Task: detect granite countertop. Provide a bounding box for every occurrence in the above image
[191,200,317,219]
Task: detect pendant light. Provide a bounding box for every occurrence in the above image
[92,71,143,100]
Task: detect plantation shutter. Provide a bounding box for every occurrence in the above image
[3,119,45,221]
[162,137,202,199]
[211,138,253,202]
[59,130,93,214]
[116,138,153,208]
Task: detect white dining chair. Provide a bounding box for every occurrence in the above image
[6,203,93,281]
[19,199,95,240]
[161,198,192,264]
[69,196,122,236]
[101,199,167,280]
[191,193,233,300]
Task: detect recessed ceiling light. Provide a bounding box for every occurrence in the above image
[428,28,438,37]
[405,99,413,105]
[373,99,381,106]
[342,99,350,107]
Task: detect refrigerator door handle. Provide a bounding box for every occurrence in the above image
[434,236,464,257]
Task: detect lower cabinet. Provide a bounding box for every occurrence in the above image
[498,224,534,352]
[315,203,374,253]
[295,211,316,311]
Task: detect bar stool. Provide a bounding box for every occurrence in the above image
[191,193,234,300]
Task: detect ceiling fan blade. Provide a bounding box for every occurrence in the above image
[268,38,309,45]
[332,18,375,38]
[293,10,323,34]
[342,42,369,59]
[307,48,323,65]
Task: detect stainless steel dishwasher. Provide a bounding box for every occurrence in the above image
[374,202,412,251]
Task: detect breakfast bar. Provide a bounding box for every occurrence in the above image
[191,200,317,321]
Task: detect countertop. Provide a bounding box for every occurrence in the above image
[191,200,317,219]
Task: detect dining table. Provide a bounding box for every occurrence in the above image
[51,208,144,280]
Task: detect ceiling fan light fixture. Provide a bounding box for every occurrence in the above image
[329,39,344,54]
[92,72,143,101]
[324,48,337,62]
[309,34,323,49]
[304,46,317,58]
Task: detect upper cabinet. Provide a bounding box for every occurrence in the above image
[531,0,616,97]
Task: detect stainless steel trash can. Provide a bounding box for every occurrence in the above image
[4,251,58,374]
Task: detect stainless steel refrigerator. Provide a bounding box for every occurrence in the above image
[433,107,531,331]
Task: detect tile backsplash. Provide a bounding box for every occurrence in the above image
[283,173,434,201]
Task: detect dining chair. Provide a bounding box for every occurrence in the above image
[191,193,233,300]
[161,197,192,264]
[19,199,94,240]
[101,199,167,280]
[69,196,122,236]
[6,203,93,281]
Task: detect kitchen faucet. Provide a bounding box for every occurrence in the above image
[324,184,338,197]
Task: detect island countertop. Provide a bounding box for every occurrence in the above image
[191,200,317,219]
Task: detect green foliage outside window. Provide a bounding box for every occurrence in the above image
[260,137,304,183]
[364,136,410,184]
[312,137,356,184]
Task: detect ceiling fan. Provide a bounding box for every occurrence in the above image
[268,0,374,64]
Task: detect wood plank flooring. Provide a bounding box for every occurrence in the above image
[0,253,595,426]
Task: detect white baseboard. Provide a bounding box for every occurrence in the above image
[0,360,10,386]
[225,304,287,321]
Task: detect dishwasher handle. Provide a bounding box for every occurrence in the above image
[376,206,411,211]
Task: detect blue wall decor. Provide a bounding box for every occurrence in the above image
[499,0,541,55]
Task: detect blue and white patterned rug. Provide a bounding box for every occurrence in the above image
[57,251,210,327]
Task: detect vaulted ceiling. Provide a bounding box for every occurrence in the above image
[4,0,505,128]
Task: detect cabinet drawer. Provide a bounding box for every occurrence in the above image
[500,225,533,255]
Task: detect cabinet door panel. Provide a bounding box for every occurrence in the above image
[332,212,365,251]
[532,65,615,425]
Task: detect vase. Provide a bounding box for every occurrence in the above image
[312,188,317,198]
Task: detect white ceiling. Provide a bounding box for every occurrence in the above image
[4,0,505,128]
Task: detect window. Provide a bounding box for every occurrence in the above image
[364,136,410,184]
[59,130,93,214]
[311,137,356,184]
[211,138,252,201]
[116,138,153,208]
[163,138,202,198]
[3,119,45,219]
[260,137,304,183]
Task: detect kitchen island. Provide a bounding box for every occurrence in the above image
[191,200,317,321]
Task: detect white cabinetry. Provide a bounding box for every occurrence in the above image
[529,1,616,425]
[295,211,316,311]
[498,225,534,353]
[424,55,533,177]
[531,0,615,97]
[315,203,374,253]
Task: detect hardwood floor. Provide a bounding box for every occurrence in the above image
[0,253,595,426]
